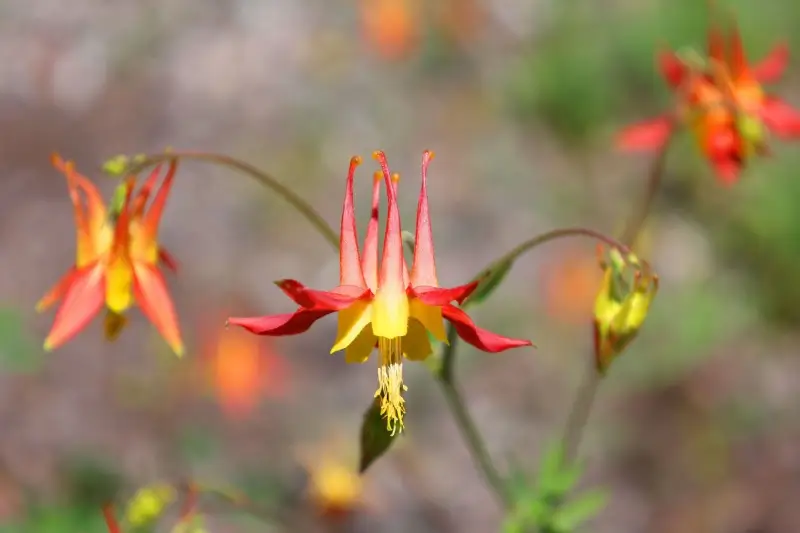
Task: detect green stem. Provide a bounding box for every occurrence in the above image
[123,151,339,250]
[559,136,672,463]
[438,326,513,509]
[436,226,633,510]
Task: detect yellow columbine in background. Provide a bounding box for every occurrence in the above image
[592,246,659,374]
[228,151,532,434]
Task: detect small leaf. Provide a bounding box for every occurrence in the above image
[551,489,608,532]
[538,441,567,482]
[463,259,513,307]
[102,155,130,177]
[359,398,400,473]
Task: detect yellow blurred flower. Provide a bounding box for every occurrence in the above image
[592,246,659,374]
[124,483,177,528]
[296,436,364,521]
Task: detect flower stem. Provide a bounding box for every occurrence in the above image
[101,504,121,533]
[436,226,636,511]
[124,151,340,251]
[560,137,672,462]
[438,324,512,509]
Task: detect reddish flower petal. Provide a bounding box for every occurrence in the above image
[411,282,478,306]
[617,117,673,151]
[274,279,370,310]
[338,156,367,288]
[158,248,179,273]
[133,263,184,356]
[373,151,409,293]
[228,309,333,336]
[442,304,532,353]
[658,50,687,88]
[708,25,726,66]
[752,42,789,83]
[130,164,163,218]
[362,171,381,291]
[728,22,749,79]
[410,150,439,287]
[43,264,104,351]
[37,267,78,312]
[711,158,741,186]
[141,161,177,243]
[760,97,800,138]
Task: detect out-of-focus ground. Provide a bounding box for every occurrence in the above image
[2,0,800,531]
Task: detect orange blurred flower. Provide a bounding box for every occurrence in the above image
[360,0,418,60]
[37,155,183,355]
[201,313,289,419]
[540,248,603,325]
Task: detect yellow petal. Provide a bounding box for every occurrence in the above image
[345,325,376,363]
[403,319,433,361]
[409,298,447,343]
[371,287,408,339]
[106,257,134,313]
[330,300,373,353]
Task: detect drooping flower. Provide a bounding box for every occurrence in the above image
[618,17,800,185]
[592,246,659,374]
[37,155,183,355]
[228,151,532,434]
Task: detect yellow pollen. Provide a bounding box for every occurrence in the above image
[391,172,400,184]
[372,171,382,182]
[375,336,407,435]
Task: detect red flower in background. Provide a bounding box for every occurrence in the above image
[360,0,418,61]
[618,17,800,185]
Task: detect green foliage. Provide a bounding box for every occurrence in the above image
[0,308,40,373]
[503,442,608,533]
[0,503,109,533]
[62,456,124,509]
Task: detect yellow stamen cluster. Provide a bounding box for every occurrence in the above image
[376,336,407,435]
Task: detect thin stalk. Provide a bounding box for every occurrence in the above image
[436,226,633,510]
[560,136,672,463]
[101,504,121,533]
[124,151,339,250]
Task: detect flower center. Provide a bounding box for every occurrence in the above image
[375,336,407,435]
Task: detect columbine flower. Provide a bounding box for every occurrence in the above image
[37,155,183,355]
[228,151,531,434]
[618,19,800,185]
[592,246,658,374]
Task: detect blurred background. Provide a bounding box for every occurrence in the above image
[1,0,800,531]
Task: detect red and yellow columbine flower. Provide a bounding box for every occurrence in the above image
[228,150,532,433]
[37,155,184,355]
[592,246,658,374]
[618,18,800,185]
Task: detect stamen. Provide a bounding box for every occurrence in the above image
[375,336,408,435]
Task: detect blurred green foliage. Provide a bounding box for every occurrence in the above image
[504,442,607,533]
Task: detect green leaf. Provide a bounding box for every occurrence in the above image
[102,155,131,177]
[359,398,400,473]
[551,489,608,532]
[463,258,513,307]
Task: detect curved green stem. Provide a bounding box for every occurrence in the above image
[123,151,339,251]
[435,226,632,511]
[560,137,672,464]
